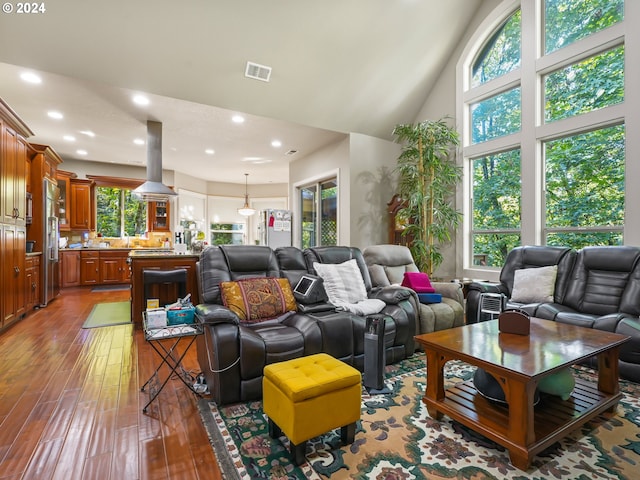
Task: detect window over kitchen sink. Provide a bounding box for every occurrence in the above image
[96,186,147,237]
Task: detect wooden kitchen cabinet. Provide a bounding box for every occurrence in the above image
[148,200,171,232]
[99,250,130,284]
[1,124,29,225]
[61,250,81,287]
[61,249,131,288]
[70,179,93,230]
[25,254,40,311]
[2,224,27,329]
[80,250,100,285]
[56,170,77,231]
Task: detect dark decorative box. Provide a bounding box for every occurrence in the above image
[498,310,530,335]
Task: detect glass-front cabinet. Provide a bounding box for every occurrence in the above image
[56,170,76,231]
[148,201,170,232]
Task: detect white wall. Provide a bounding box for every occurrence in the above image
[348,133,399,249]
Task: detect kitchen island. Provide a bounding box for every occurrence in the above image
[128,250,201,327]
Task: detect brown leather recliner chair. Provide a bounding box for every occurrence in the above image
[195,245,323,405]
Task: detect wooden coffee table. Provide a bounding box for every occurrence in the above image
[415,318,629,470]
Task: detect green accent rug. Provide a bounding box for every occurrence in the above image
[82,301,132,328]
[198,355,640,479]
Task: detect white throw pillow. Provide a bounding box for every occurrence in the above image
[313,259,368,304]
[510,265,558,303]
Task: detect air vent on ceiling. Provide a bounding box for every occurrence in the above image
[245,61,272,82]
[285,149,298,156]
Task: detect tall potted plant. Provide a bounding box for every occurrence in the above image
[393,118,462,276]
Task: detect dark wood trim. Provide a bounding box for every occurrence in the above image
[86,174,144,188]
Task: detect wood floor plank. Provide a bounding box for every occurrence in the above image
[51,400,98,480]
[20,437,64,480]
[0,400,57,477]
[0,287,223,480]
[0,391,42,457]
[111,425,139,479]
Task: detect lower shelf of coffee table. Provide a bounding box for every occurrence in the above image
[423,377,622,460]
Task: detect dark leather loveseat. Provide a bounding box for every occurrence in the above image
[195,244,417,405]
[467,245,640,383]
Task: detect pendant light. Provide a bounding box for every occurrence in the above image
[238,173,256,216]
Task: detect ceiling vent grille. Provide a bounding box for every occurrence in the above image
[245,62,272,82]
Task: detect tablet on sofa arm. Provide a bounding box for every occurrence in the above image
[294,275,317,297]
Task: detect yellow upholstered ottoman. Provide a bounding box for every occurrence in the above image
[263,353,362,465]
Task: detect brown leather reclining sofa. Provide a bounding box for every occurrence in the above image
[195,244,417,405]
[466,245,640,383]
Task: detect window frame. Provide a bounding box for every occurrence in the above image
[295,174,339,249]
[457,0,632,279]
[87,175,147,238]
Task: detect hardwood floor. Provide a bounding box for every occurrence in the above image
[0,287,223,480]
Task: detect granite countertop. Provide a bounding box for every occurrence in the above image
[58,247,201,258]
[128,249,200,258]
[60,247,133,251]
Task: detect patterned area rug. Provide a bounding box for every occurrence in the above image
[198,355,640,479]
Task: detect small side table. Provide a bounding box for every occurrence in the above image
[141,317,204,413]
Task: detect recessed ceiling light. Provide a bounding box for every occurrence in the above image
[80,130,95,137]
[133,138,145,145]
[20,72,42,84]
[232,115,245,124]
[63,135,76,142]
[132,94,150,106]
[47,111,63,120]
[76,149,88,156]
[271,140,282,148]
[242,157,271,164]
[205,149,215,155]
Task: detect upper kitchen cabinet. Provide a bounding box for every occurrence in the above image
[148,200,171,232]
[56,170,77,231]
[70,179,94,230]
[29,143,61,183]
[1,99,33,226]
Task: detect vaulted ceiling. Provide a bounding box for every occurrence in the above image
[0,0,483,184]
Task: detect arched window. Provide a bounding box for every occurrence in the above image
[459,0,626,269]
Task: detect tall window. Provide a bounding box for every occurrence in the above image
[299,178,337,248]
[95,186,146,237]
[461,0,626,268]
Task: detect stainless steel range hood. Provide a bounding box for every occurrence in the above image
[133,121,178,202]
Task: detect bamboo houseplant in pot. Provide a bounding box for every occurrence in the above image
[393,118,462,276]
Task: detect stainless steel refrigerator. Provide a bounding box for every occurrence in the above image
[43,178,60,305]
[259,209,292,248]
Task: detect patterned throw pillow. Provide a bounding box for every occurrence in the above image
[220,277,297,324]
